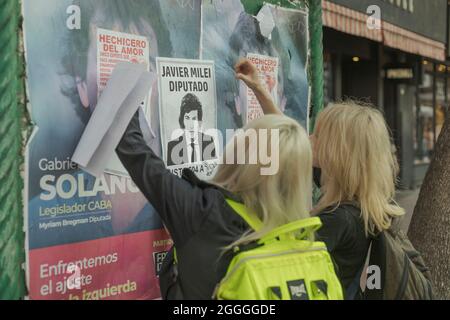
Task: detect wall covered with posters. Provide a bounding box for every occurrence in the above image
[22,0,310,300]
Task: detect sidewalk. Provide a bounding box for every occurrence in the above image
[395,188,421,233]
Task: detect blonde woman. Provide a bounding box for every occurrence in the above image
[310,102,405,299]
[115,59,313,299]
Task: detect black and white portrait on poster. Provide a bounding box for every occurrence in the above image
[157,58,218,179]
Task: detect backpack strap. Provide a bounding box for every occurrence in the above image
[364,232,387,300]
[346,241,373,300]
[346,264,364,300]
[226,199,322,243]
[173,199,262,264]
[260,218,322,243]
[226,199,263,232]
[335,202,374,300]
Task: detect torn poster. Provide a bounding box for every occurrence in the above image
[72,62,153,178]
[256,4,276,39]
[97,28,154,176]
[201,0,310,130]
[22,0,201,301]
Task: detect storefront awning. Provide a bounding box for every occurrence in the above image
[322,0,446,62]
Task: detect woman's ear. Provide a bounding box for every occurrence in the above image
[76,76,90,108]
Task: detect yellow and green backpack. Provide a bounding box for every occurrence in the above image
[213,199,344,300]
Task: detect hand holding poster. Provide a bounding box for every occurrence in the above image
[245,53,279,122]
[157,58,219,179]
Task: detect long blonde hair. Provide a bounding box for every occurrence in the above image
[312,101,404,235]
[212,114,312,247]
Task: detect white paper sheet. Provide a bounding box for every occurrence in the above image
[72,62,153,177]
[256,4,275,39]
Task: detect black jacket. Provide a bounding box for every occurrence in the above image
[317,205,370,297]
[313,168,371,298]
[116,112,249,300]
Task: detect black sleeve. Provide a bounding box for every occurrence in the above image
[316,210,352,252]
[116,112,220,246]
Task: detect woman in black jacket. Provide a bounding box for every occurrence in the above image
[116,59,313,299]
[310,101,405,299]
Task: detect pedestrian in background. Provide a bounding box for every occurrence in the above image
[310,102,405,299]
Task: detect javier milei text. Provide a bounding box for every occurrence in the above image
[172,304,277,318]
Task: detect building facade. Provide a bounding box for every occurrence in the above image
[322,0,449,189]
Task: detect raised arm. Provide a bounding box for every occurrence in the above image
[234,58,283,116]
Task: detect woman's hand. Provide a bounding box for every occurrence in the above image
[235,58,263,91]
[234,58,282,116]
